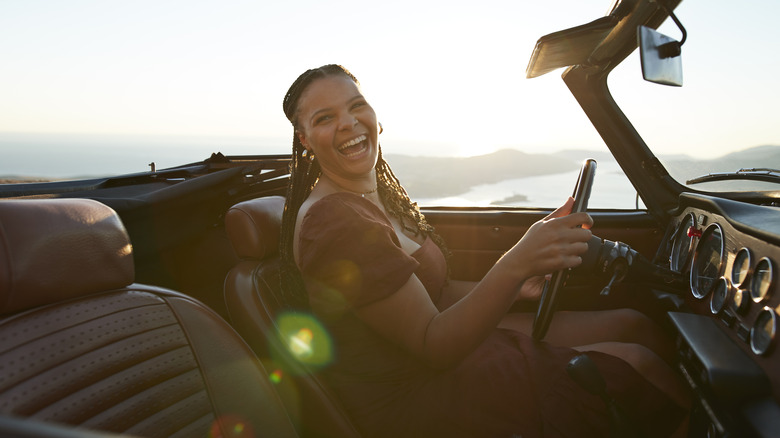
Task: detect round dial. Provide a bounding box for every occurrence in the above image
[691,224,725,299]
[731,288,750,314]
[751,307,777,356]
[731,247,752,288]
[710,277,730,315]
[670,213,696,273]
[750,257,775,303]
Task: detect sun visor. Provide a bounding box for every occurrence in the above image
[526,16,616,79]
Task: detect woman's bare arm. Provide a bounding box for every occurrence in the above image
[434,279,477,311]
[354,198,593,369]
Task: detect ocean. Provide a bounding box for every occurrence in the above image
[0,132,287,179]
[414,160,640,209]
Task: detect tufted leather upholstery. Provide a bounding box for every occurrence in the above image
[0,198,135,315]
[224,196,361,438]
[0,198,299,438]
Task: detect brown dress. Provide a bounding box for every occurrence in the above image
[299,193,683,438]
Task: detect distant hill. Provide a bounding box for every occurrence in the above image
[553,149,615,163]
[662,145,780,184]
[385,149,582,198]
[4,143,777,197]
[386,145,780,198]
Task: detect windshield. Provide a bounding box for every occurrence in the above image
[608,0,780,193]
[2,1,639,208]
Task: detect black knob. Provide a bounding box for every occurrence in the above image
[566,354,607,399]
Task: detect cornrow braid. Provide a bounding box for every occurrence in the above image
[375,148,452,271]
[278,65,350,308]
[277,135,320,308]
[278,64,450,309]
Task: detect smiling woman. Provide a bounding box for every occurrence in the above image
[4,2,780,437]
[290,72,380,193]
[269,63,688,438]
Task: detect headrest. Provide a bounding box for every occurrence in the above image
[225,196,285,260]
[0,198,135,315]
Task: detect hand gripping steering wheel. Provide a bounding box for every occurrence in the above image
[531,159,597,341]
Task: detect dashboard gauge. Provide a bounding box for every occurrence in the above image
[731,288,750,314]
[750,307,777,356]
[670,213,696,273]
[750,257,775,303]
[691,224,725,299]
[731,247,752,288]
[710,277,731,314]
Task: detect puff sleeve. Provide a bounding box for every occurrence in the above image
[298,193,420,312]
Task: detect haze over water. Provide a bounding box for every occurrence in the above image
[1,131,639,209]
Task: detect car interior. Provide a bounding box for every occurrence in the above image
[0,198,300,438]
[2,0,780,437]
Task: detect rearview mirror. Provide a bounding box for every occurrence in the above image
[638,25,683,87]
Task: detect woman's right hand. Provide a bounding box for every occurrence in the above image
[500,197,593,285]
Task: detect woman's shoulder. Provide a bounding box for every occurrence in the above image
[294,192,391,264]
[303,192,389,227]
[297,192,419,309]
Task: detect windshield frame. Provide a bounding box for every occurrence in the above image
[542,0,780,221]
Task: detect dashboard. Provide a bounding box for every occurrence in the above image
[660,192,780,437]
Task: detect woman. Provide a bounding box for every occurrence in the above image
[279,64,686,437]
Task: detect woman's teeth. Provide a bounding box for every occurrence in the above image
[339,135,367,150]
[338,135,368,157]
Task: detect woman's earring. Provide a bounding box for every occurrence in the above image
[378,122,383,135]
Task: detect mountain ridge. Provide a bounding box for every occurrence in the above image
[387,145,780,198]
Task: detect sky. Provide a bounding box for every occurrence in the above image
[1,0,778,162]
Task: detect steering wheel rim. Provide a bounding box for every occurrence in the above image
[531,159,597,341]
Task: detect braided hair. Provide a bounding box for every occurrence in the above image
[278,64,450,308]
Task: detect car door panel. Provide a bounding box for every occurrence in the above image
[423,209,663,282]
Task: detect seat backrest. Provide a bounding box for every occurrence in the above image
[224,196,361,438]
[0,198,299,438]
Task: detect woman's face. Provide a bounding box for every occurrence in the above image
[295,74,379,183]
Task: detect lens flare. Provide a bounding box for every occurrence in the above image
[269,369,283,384]
[276,312,333,369]
[323,259,362,296]
[209,414,253,438]
[289,327,314,358]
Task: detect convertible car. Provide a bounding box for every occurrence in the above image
[2,0,779,437]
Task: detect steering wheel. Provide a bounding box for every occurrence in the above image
[531,158,597,341]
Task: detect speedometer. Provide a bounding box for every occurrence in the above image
[690,224,725,299]
[670,213,696,273]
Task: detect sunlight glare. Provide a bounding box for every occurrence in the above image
[276,312,333,369]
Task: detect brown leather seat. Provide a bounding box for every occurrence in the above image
[0,198,299,438]
[224,196,361,438]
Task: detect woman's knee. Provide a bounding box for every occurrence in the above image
[608,308,662,344]
[611,342,691,409]
[614,342,660,375]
